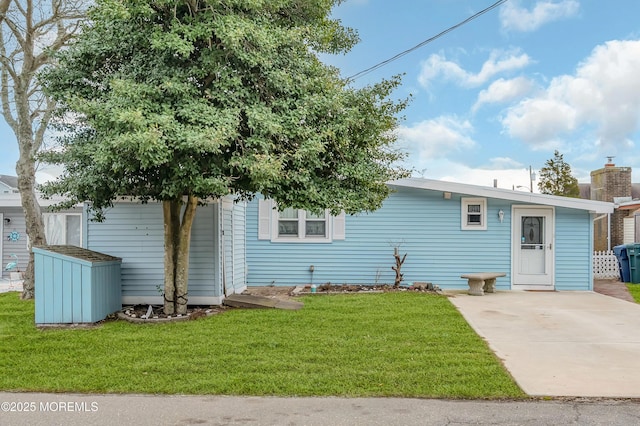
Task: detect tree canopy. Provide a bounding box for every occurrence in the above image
[39,0,409,314]
[40,0,408,216]
[537,150,580,198]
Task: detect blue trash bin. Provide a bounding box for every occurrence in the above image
[626,243,640,284]
[614,245,631,282]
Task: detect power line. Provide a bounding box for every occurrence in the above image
[346,0,510,82]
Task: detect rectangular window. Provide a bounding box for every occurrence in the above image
[276,208,329,241]
[258,198,345,243]
[278,208,299,237]
[44,213,83,246]
[461,198,487,230]
[305,211,327,237]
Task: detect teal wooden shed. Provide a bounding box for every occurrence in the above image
[34,246,122,325]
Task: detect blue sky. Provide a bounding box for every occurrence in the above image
[2,0,640,190]
[323,0,640,190]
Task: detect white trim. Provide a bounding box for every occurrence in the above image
[272,208,332,243]
[0,193,75,207]
[333,212,346,240]
[258,198,343,243]
[511,205,555,290]
[461,198,487,230]
[390,178,613,214]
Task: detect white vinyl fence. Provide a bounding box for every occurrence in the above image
[593,250,621,279]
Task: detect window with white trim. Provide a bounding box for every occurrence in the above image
[278,207,328,239]
[258,199,345,243]
[461,198,487,230]
[43,213,82,246]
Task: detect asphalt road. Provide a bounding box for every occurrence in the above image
[2,393,640,425]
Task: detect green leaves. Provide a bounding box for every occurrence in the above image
[537,150,580,198]
[40,0,408,217]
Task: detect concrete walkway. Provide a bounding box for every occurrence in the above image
[448,291,640,397]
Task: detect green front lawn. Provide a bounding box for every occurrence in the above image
[0,291,523,398]
[627,284,640,303]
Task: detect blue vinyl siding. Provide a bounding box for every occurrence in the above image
[1,207,29,278]
[554,207,593,290]
[86,201,218,299]
[247,188,514,290]
[246,187,597,291]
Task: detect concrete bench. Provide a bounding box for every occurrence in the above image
[460,272,506,296]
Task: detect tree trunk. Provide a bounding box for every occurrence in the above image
[15,134,45,300]
[162,196,198,315]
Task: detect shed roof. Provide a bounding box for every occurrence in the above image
[390,178,614,214]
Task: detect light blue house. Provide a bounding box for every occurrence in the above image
[84,197,246,305]
[246,178,614,291]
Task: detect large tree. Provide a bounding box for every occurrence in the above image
[40,0,408,314]
[537,150,580,197]
[0,0,85,299]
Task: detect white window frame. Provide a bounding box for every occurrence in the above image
[258,199,345,243]
[43,212,83,246]
[461,198,487,230]
[273,207,332,243]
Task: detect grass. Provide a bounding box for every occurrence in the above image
[626,283,640,303]
[0,291,524,398]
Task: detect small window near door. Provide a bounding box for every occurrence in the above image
[461,198,487,230]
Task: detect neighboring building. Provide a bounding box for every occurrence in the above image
[246,178,613,292]
[1,178,81,279]
[0,175,19,194]
[579,161,640,250]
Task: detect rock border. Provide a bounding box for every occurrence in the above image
[117,306,225,323]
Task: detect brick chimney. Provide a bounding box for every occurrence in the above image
[590,159,632,250]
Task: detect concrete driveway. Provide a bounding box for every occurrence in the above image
[448,291,640,397]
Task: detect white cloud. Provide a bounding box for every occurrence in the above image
[418,49,532,88]
[396,116,476,162]
[503,97,577,146]
[473,77,535,112]
[409,157,538,191]
[500,0,580,33]
[502,39,640,152]
[396,118,541,190]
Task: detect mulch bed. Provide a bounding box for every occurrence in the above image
[117,305,227,323]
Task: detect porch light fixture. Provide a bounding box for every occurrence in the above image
[443,192,451,200]
[498,209,504,223]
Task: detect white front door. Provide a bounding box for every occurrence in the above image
[512,207,554,289]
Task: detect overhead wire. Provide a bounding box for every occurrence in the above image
[345,0,510,82]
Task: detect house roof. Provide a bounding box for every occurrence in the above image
[390,178,614,214]
[0,175,18,191]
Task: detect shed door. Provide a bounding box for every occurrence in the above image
[512,207,554,289]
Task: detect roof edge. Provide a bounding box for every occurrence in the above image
[388,178,614,214]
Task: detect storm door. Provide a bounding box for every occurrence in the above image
[512,207,554,289]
